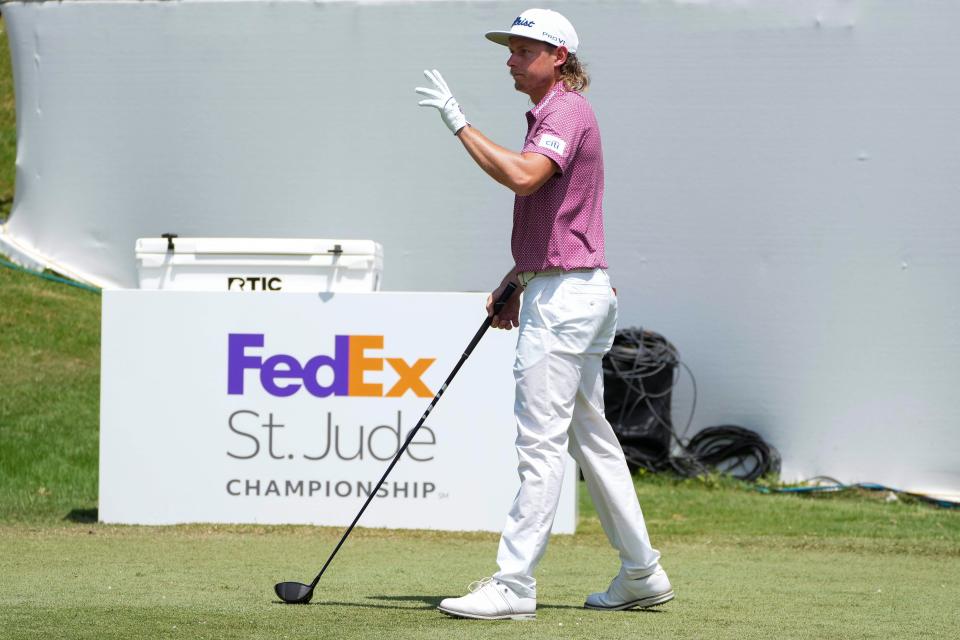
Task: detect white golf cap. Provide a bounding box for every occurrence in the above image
[485,8,579,54]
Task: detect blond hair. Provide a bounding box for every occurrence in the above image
[559,53,590,92]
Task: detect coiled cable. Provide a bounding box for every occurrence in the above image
[603,327,780,481]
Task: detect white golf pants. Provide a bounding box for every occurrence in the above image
[494,269,662,598]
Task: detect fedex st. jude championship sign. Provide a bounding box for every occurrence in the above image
[99,291,578,533]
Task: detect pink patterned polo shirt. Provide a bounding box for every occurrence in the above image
[512,82,607,273]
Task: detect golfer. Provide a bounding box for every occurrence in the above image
[416,8,673,620]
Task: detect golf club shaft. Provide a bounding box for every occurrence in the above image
[307,282,518,589]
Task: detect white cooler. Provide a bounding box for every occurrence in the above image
[135,237,383,292]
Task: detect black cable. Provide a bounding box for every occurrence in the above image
[673,425,781,482]
[603,328,682,472]
[603,327,780,481]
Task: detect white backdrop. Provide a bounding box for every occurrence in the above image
[2,0,958,498]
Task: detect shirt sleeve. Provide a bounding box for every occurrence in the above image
[521,103,585,174]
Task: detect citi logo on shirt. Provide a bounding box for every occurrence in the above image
[538,134,567,156]
[513,17,535,27]
[227,333,435,398]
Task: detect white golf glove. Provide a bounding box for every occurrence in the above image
[416,69,468,135]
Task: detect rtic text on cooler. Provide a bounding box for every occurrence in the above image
[227,276,282,291]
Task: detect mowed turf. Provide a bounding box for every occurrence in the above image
[2,521,958,640]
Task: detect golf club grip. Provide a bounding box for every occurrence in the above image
[305,281,517,589]
[464,282,518,357]
[494,281,518,313]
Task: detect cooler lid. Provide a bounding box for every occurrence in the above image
[135,237,382,256]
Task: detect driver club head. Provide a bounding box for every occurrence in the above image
[275,581,315,604]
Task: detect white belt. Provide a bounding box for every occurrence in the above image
[517,267,596,288]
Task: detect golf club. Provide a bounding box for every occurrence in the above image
[275,282,518,604]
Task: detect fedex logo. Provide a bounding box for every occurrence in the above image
[227,334,435,398]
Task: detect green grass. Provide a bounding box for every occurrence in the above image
[0,265,101,522]
[0,21,16,221]
[1,523,956,640]
[2,264,959,638]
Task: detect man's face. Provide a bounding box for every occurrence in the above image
[506,37,563,97]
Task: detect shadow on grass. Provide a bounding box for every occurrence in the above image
[64,508,98,523]
[368,594,443,609]
[274,594,664,613]
[272,596,439,611]
[369,594,666,613]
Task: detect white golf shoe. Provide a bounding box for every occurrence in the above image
[584,566,675,611]
[437,577,536,620]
